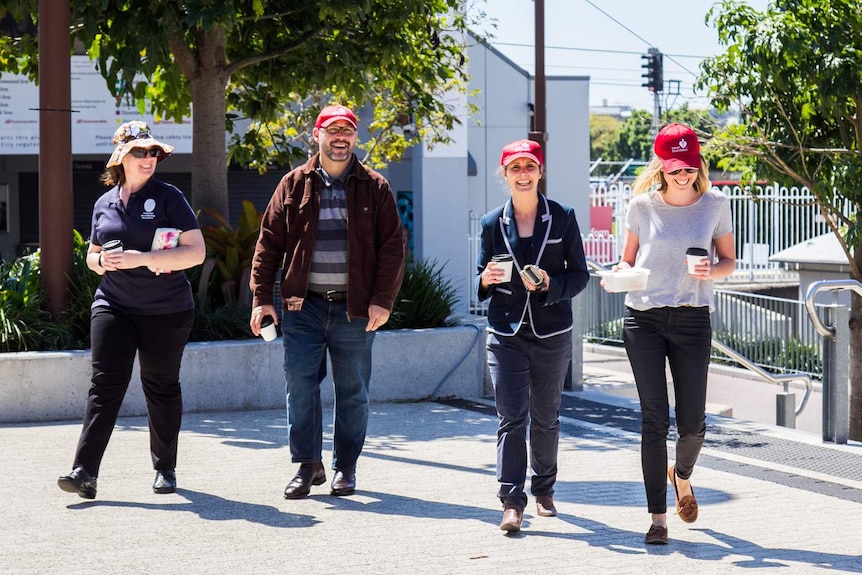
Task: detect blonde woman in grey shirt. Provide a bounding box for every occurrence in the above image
[606,123,735,545]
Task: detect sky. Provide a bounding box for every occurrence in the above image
[470,0,769,112]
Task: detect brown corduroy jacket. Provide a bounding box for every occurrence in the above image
[250,153,405,318]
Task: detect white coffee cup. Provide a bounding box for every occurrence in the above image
[686,247,709,275]
[491,254,514,282]
[260,317,277,342]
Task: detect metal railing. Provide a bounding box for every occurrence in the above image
[804,279,860,444]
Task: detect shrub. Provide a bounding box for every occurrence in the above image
[384,256,460,330]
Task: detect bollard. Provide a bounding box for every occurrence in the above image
[776,391,796,428]
[822,305,850,444]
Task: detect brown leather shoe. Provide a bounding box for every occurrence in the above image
[668,465,698,523]
[535,495,557,517]
[330,470,356,496]
[283,462,326,499]
[499,504,523,532]
[645,523,668,545]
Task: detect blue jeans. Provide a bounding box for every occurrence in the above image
[487,330,572,509]
[623,306,712,514]
[281,296,375,473]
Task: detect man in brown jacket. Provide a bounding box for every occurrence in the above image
[250,105,404,498]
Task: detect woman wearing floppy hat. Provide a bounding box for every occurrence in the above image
[604,123,735,544]
[476,139,590,532]
[58,120,206,499]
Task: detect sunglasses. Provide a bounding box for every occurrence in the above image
[666,168,699,176]
[128,147,161,159]
[323,125,356,136]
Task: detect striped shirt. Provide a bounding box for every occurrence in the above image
[307,164,349,293]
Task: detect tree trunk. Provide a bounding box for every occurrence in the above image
[187,72,229,224]
[172,26,230,225]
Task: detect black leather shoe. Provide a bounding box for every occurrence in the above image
[330,470,356,496]
[283,462,326,499]
[58,466,97,499]
[153,470,177,494]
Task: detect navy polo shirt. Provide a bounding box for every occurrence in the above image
[89,178,200,315]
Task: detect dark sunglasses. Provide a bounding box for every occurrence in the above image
[666,168,699,176]
[129,147,161,159]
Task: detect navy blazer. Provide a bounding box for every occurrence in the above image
[476,195,590,338]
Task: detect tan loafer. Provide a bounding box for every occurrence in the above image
[668,465,698,523]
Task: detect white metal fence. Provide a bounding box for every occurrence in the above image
[586,181,849,282]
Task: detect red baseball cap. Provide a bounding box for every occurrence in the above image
[654,123,701,171]
[315,105,358,129]
[500,139,543,166]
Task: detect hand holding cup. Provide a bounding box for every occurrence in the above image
[686,247,709,276]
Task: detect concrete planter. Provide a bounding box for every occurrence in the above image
[0,324,486,424]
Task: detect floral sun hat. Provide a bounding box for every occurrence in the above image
[106,120,175,167]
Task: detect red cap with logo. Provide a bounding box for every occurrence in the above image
[654,123,701,171]
[315,105,358,129]
[500,139,543,166]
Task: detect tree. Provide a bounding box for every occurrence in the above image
[590,114,622,162]
[1,1,477,223]
[698,0,862,439]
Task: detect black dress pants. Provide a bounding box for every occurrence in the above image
[72,306,194,476]
[623,306,711,514]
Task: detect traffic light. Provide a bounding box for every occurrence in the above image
[641,50,663,93]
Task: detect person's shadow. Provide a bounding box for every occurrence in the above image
[67,489,318,529]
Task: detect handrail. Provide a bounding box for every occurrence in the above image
[710,338,812,416]
[588,256,813,416]
[585,257,609,273]
[805,279,862,339]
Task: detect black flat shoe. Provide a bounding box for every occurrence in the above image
[153,470,177,494]
[58,467,97,499]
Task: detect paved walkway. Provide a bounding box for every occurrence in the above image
[2,352,861,574]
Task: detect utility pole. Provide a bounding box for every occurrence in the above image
[528,0,547,195]
[39,0,73,318]
[641,47,664,138]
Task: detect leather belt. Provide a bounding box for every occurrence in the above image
[309,290,347,302]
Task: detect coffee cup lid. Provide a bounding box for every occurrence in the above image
[686,247,709,256]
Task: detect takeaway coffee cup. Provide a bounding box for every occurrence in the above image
[260,316,277,342]
[102,239,123,253]
[491,254,514,282]
[686,247,709,274]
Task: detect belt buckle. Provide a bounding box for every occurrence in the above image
[324,290,338,301]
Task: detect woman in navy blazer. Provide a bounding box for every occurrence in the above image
[476,139,589,532]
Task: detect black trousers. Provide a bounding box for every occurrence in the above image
[72,306,194,476]
[623,306,711,514]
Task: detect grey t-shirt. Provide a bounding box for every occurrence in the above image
[624,188,733,311]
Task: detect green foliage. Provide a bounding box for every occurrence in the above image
[1,1,479,220]
[384,256,460,331]
[0,249,74,352]
[698,0,862,273]
[198,199,262,308]
[64,230,104,348]
[189,302,254,342]
[713,330,823,378]
[590,115,623,162]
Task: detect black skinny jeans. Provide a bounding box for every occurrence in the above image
[623,306,711,514]
[72,306,194,476]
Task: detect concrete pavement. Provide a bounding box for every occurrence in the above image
[2,349,861,574]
